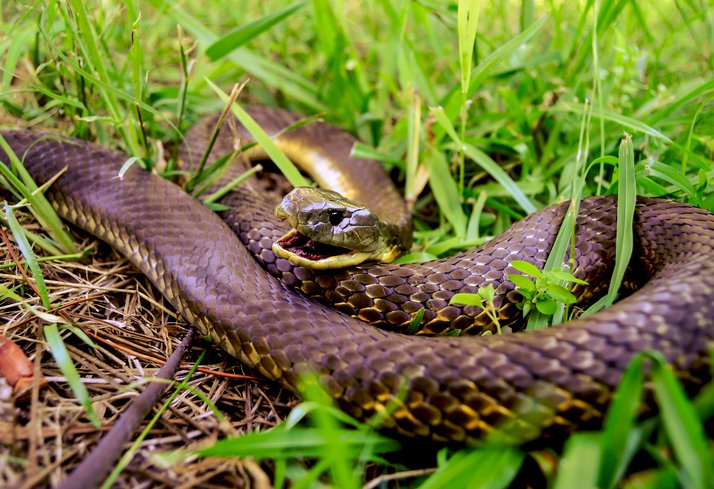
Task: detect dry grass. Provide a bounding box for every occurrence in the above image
[0,214,298,488]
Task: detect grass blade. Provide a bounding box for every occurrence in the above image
[587,134,636,313]
[597,355,646,488]
[419,446,524,489]
[197,427,398,460]
[0,134,77,254]
[457,0,481,97]
[64,0,141,155]
[205,2,306,61]
[443,16,547,121]
[423,146,467,237]
[5,206,50,309]
[44,324,100,428]
[431,106,536,214]
[650,353,714,489]
[206,79,309,187]
[610,133,636,298]
[552,433,601,489]
[149,0,323,110]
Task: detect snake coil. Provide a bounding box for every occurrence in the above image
[2,107,713,444]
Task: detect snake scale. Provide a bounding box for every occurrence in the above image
[2,106,713,444]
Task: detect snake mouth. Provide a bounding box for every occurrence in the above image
[272,229,372,269]
[276,229,350,261]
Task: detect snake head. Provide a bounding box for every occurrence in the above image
[273,187,395,269]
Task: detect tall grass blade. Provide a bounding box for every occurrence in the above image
[431,106,536,214]
[0,134,77,254]
[552,433,601,489]
[597,355,646,488]
[650,353,714,489]
[44,324,100,428]
[148,0,323,110]
[424,147,467,237]
[197,427,398,460]
[205,1,306,61]
[5,206,50,309]
[443,16,547,121]
[64,0,141,155]
[405,89,423,206]
[206,79,309,187]
[587,134,635,312]
[458,0,481,97]
[419,446,524,489]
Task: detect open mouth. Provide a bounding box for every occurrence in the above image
[274,229,352,262]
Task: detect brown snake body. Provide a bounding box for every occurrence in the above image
[2,107,713,444]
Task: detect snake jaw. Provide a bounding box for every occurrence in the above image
[272,229,373,269]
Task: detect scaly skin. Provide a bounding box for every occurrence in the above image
[2,109,713,444]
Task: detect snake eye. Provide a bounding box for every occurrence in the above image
[328,210,344,226]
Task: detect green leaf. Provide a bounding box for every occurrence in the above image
[637,160,697,196]
[351,143,402,166]
[430,107,537,215]
[510,260,543,279]
[507,274,536,292]
[443,15,547,120]
[405,308,426,335]
[648,78,714,125]
[5,206,51,309]
[548,270,587,285]
[478,284,495,301]
[147,0,322,110]
[450,293,484,308]
[205,2,306,61]
[0,134,77,254]
[394,252,439,264]
[545,283,577,304]
[466,16,546,98]
[535,299,557,315]
[65,0,142,156]
[457,0,481,95]
[118,156,141,179]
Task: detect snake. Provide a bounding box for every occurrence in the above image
[1,106,713,445]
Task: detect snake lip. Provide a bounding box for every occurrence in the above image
[274,229,352,262]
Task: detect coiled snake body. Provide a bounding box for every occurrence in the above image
[2,107,713,444]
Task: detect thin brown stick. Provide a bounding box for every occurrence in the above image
[362,468,438,489]
[26,341,43,482]
[58,327,196,489]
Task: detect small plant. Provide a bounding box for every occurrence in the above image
[405,307,426,334]
[450,283,503,334]
[507,260,587,317]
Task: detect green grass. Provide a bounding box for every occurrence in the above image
[1,0,713,487]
